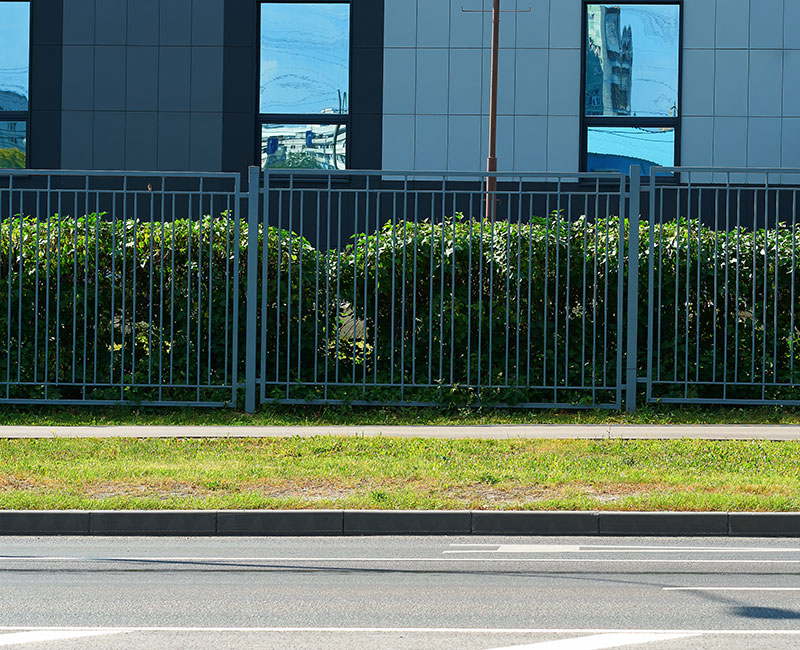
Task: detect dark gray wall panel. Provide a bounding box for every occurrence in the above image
[61,111,94,168]
[190,112,223,171]
[157,112,191,170]
[94,0,126,45]
[160,0,192,46]
[30,0,64,168]
[127,0,159,46]
[192,0,224,46]
[93,46,127,111]
[125,111,158,169]
[62,0,94,45]
[126,47,159,111]
[158,47,192,112]
[191,47,224,112]
[93,111,126,169]
[61,46,94,111]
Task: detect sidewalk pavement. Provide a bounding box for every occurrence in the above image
[2,424,800,440]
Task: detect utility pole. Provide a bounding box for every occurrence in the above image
[463,1,530,220]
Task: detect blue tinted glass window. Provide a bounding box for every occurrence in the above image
[0,120,26,168]
[262,123,347,170]
[587,127,675,175]
[585,4,679,118]
[0,2,30,111]
[260,3,350,114]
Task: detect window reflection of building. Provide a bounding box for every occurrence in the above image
[262,124,347,170]
[586,6,633,117]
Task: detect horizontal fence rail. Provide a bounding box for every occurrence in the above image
[3,165,800,411]
[644,167,800,406]
[0,170,242,406]
[248,169,629,409]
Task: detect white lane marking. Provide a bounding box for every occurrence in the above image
[0,627,798,635]
[665,587,800,591]
[3,556,800,565]
[0,630,125,646]
[485,632,700,650]
[447,544,800,554]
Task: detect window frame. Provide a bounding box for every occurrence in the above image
[0,0,31,169]
[256,0,352,171]
[579,0,683,177]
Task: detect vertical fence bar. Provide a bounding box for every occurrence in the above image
[245,166,261,413]
[626,166,640,413]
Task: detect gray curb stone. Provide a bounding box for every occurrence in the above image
[343,510,472,535]
[472,511,598,535]
[0,511,90,535]
[598,512,729,536]
[729,513,800,537]
[2,510,800,536]
[217,510,344,535]
[89,511,216,536]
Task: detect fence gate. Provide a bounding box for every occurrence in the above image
[644,167,800,406]
[245,168,631,411]
[0,170,242,406]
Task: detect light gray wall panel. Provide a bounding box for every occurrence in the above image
[160,0,192,46]
[681,117,713,166]
[748,118,782,167]
[515,50,547,115]
[192,0,224,46]
[547,49,580,116]
[158,47,192,112]
[415,49,449,114]
[513,116,547,172]
[415,115,447,169]
[782,50,800,116]
[749,0,783,49]
[713,50,749,117]
[384,0,416,48]
[715,0,749,49]
[682,49,715,117]
[449,0,482,48]
[157,112,191,170]
[546,115,579,172]
[548,0,580,49]
[417,0,449,48]
[448,49,482,115]
[714,117,748,166]
[782,118,800,167]
[516,0,549,49]
[748,50,782,117]
[447,115,481,171]
[95,0,126,46]
[383,115,415,170]
[785,2,800,49]
[683,0,715,49]
[384,49,417,115]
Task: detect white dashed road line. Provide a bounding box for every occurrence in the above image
[486,632,701,650]
[0,630,125,646]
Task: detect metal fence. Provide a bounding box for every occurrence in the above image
[244,168,630,410]
[640,167,800,407]
[3,166,800,411]
[0,170,241,406]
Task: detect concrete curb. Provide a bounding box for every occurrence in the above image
[2,510,800,537]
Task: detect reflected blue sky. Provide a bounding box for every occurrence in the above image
[0,1,30,110]
[587,127,675,174]
[588,4,679,117]
[260,3,350,114]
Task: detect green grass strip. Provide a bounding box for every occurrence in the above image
[1,437,799,512]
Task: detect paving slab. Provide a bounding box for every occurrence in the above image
[2,424,800,439]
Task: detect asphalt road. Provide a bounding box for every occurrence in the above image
[2,536,800,649]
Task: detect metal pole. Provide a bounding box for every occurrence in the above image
[626,166,641,414]
[245,166,260,413]
[486,0,500,221]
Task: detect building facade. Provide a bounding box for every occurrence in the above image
[0,0,797,175]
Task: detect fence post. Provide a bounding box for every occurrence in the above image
[244,166,260,413]
[626,166,641,414]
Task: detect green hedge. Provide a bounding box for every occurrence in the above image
[0,212,797,405]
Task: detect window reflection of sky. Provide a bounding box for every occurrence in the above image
[260,4,350,114]
[589,4,679,117]
[0,2,30,109]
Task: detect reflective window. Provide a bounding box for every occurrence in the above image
[586,127,674,175]
[0,1,30,111]
[0,120,26,168]
[262,123,347,170]
[260,3,350,115]
[585,4,679,118]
